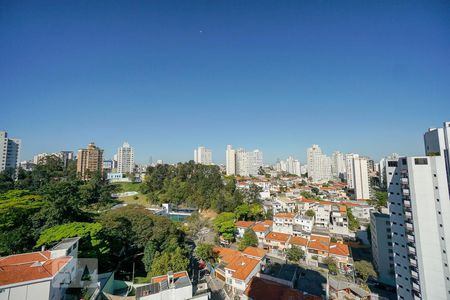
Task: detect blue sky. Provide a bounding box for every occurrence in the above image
[1,0,450,164]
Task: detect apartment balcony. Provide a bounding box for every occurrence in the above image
[401,178,409,185]
[413,291,421,300]
[411,270,419,279]
[410,258,418,267]
[405,211,412,220]
[402,189,410,196]
[405,222,414,232]
[412,282,420,292]
[408,245,416,256]
[407,234,415,243]
[404,200,411,208]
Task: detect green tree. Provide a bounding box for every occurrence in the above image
[213,212,235,241]
[305,209,315,218]
[238,229,258,251]
[354,260,377,282]
[347,207,360,231]
[148,247,190,278]
[194,243,217,262]
[323,256,337,273]
[286,246,304,262]
[143,240,159,272]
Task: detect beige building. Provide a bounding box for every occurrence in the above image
[77,143,103,179]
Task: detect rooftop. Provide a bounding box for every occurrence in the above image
[242,247,267,259]
[235,220,255,229]
[136,271,191,298]
[252,220,273,232]
[0,251,71,287]
[265,231,290,242]
[244,277,321,300]
[226,255,260,281]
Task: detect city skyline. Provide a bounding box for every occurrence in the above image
[2,0,450,163]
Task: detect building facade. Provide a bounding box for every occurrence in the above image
[346,154,371,200]
[117,142,135,173]
[307,144,332,183]
[77,143,103,180]
[0,131,21,172]
[194,146,212,165]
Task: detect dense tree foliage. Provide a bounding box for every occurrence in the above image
[286,246,305,262]
[354,260,377,282]
[238,229,258,251]
[347,207,360,231]
[213,212,236,241]
[194,243,217,263]
[141,162,245,212]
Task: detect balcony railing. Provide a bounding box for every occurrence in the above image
[410,258,417,267]
[401,178,409,184]
[411,270,419,279]
[408,245,416,256]
[403,189,410,196]
[407,234,415,243]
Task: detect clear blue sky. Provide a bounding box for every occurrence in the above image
[1,0,450,164]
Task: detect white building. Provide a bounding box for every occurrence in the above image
[307,144,332,183]
[194,146,212,165]
[370,208,395,286]
[0,131,21,172]
[117,142,135,173]
[226,145,236,175]
[331,151,346,178]
[346,154,371,200]
[0,238,79,300]
[234,148,263,177]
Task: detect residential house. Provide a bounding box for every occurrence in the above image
[273,213,295,234]
[252,220,273,246]
[235,221,255,239]
[264,232,291,257]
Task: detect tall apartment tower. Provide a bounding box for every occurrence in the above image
[307,144,332,183]
[117,142,135,173]
[235,148,263,177]
[77,143,103,180]
[194,146,212,165]
[346,154,371,200]
[226,145,236,176]
[370,207,395,286]
[331,151,346,178]
[0,131,21,172]
[387,121,450,299]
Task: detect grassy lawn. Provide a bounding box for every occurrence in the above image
[119,193,150,207]
[114,182,144,192]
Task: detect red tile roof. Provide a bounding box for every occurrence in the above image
[308,235,331,252]
[226,255,260,281]
[235,221,255,229]
[0,251,71,286]
[213,247,241,263]
[242,247,267,259]
[289,236,308,247]
[244,277,321,300]
[265,232,290,243]
[252,220,273,232]
[274,213,295,219]
[328,243,350,257]
[151,271,189,283]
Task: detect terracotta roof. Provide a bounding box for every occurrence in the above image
[213,247,241,263]
[252,220,273,232]
[274,213,295,219]
[328,243,350,257]
[242,247,267,259]
[308,235,331,252]
[289,236,308,247]
[265,232,290,243]
[244,277,321,300]
[235,221,255,228]
[0,251,71,286]
[151,271,189,283]
[339,206,347,213]
[226,255,260,281]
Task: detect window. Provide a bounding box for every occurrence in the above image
[414,158,428,165]
[388,161,398,167]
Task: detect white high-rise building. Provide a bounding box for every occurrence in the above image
[307,144,332,183]
[117,142,135,173]
[284,156,301,176]
[226,145,236,175]
[387,121,450,300]
[235,148,263,177]
[194,146,212,165]
[331,151,346,178]
[0,131,21,172]
[345,154,371,200]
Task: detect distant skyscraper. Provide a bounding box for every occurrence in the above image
[226,145,236,175]
[117,142,135,173]
[77,143,103,180]
[194,146,212,165]
[345,154,371,200]
[331,151,346,178]
[0,131,21,172]
[307,144,332,182]
[235,148,263,176]
[387,121,450,299]
[59,151,74,168]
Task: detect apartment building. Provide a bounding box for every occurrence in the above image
[346,154,371,200]
[77,143,103,180]
[370,208,395,286]
[273,213,295,234]
[307,144,332,183]
[226,145,236,175]
[0,131,21,172]
[194,146,212,165]
[117,142,135,173]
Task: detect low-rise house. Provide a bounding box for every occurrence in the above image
[288,236,309,252]
[293,214,314,234]
[351,205,374,223]
[252,220,273,245]
[0,238,79,300]
[264,232,291,257]
[235,221,255,238]
[213,247,263,296]
[272,197,298,214]
[312,204,331,228]
[135,271,209,300]
[328,277,382,300]
[273,212,295,234]
[328,242,352,272]
[307,234,331,262]
[243,277,321,300]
